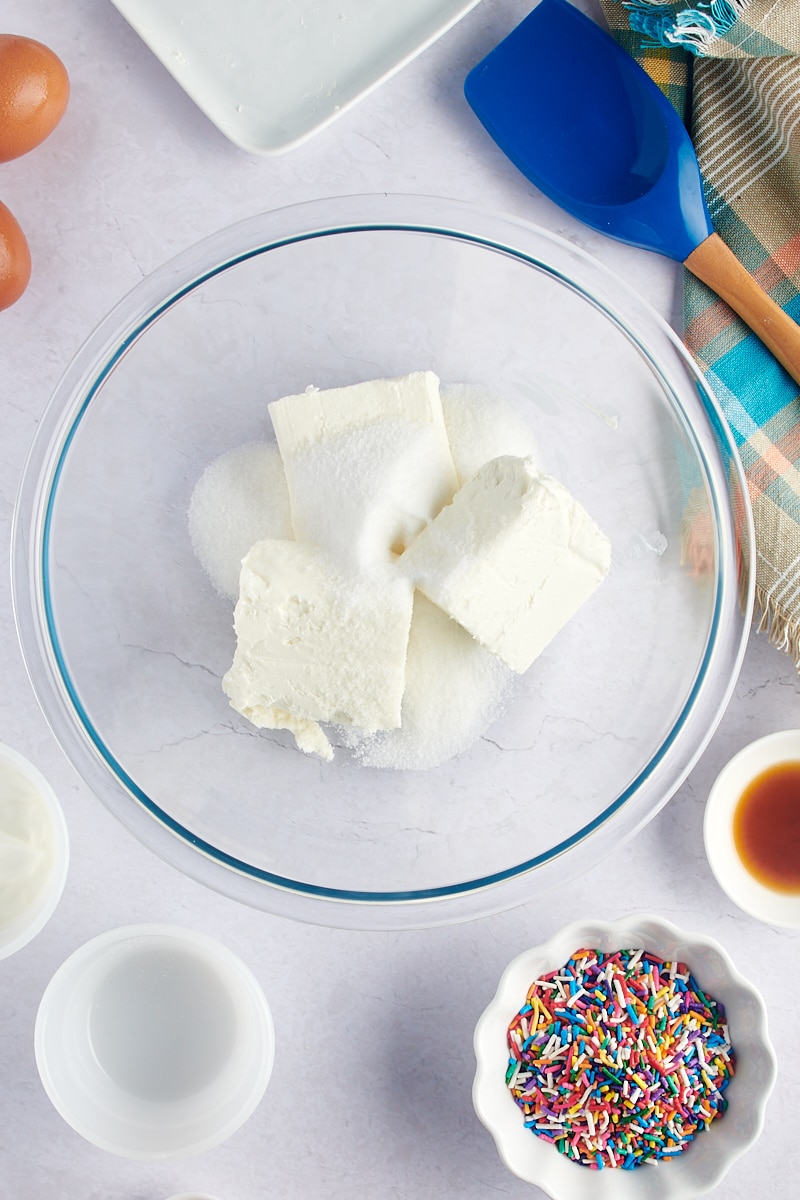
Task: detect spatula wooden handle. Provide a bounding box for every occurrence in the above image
[684,233,800,387]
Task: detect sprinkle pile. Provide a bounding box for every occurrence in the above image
[506,947,735,1170]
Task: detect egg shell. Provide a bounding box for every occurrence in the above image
[0,34,69,163]
[0,199,32,310]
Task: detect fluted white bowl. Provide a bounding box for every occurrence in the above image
[473,914,777,1199]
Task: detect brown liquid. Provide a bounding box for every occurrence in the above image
[733,761,800,893]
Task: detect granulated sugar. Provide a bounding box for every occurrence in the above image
[188,441,292,598]
[337,593,514,770]
[275,418,457,567]
[440,382,537,483]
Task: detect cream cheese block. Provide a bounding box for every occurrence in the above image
[222,539,414,757]
[400,455,611,673]
[268,371,459,568]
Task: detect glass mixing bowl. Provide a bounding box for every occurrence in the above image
[12,195,754,928]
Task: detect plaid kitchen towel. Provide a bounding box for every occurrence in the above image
[599,0,800,663]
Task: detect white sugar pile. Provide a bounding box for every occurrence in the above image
[188,441,292,599]
[441,382,537,483]
[276,417,458,567]
[337,593,513,770]
[189,383,537,770]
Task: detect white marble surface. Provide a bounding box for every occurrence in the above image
[0,1,797,1197]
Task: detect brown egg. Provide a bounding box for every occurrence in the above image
[0,34,69,163]
[0,199,31,310]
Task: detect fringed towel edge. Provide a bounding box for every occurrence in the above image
[754,582,800,667]
[623,0,752,55]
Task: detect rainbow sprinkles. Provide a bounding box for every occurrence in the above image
[506,947,735,1169]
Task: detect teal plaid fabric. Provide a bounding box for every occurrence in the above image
[601,0,800,662]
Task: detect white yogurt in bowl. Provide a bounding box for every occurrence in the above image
[0,742,69,959]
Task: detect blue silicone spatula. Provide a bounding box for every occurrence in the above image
[465,0,800,385]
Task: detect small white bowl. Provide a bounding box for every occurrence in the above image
[473,914,776,1200]
[0,742,69,960]
[164,1194,222,1199]
[704,729,800,928]
[35,925,274,1159]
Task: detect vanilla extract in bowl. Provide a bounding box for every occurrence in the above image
[704,730,800,928]
[732,761,800,893]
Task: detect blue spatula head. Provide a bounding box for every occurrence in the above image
[464,0,713,263]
